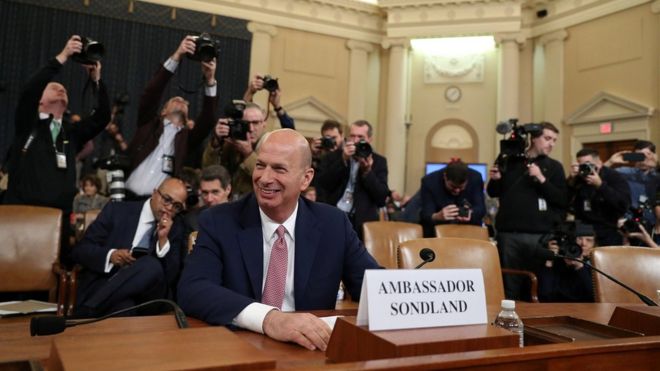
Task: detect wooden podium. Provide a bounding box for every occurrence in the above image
[326,316,518,363]
[47,327,276,371]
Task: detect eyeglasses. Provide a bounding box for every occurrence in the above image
[157,189,185,213]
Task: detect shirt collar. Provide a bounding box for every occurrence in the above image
[259,200,299,241]
[139,198,156,225]
[39,112,61,122]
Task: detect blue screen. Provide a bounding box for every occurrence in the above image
[425,163,488,183]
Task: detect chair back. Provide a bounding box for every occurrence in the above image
[0,205,62,300]
[188,231,198,254]
[435,224,489,241]
[363,221,422,269]
[591,246,660,304]
[398,237,505,306]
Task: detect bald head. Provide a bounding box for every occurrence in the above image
[258,129,312,170]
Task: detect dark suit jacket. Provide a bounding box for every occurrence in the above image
[420,168,486,237]
[126,66,217,178]
[177,195,380,325]
[316,150,389,238]
[71,201,186,303]
[5,59,110,211]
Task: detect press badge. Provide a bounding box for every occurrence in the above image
[538,198,547,211]
[583,200,592,212]
[55,152,67,169]
[162,155,174,174]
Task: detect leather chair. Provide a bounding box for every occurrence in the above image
[363,221,423,269]
[591,246,660,304]
[0,205,67,315]
[398,237,539,306]
[435,224,490,241]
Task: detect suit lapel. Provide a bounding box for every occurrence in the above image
[122,201,145,248]
[238,195,266,301]
[293,199,321,306]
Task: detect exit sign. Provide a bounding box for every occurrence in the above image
[600,122,612,134]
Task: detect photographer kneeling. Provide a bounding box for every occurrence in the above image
[537,223,596,303]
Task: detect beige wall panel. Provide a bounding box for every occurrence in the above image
[564,4,658,118]
[269,28,350,121]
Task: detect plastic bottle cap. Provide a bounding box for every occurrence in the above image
[501,299,515,310]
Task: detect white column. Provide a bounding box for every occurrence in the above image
[346,40,374,124]
[538,30,568,160]
[494,33,526,122]
[246,22,278,109]
[381,38,410,193]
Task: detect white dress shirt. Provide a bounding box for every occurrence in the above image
[232,203,299,333]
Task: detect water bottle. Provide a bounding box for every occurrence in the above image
[493,299,524,348]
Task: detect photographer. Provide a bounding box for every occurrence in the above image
[243,74,294,129]
[4,35,110,215]
[604,140,659,231]
[310,119,344,202]
[124,36,218,199]
[567,148,630,245]
[537,223,596,303]
[420,159,486,237]
[202,102,267,197]
[316,120,389,240]
[487,122,567,300]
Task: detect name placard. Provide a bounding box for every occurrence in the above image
[356,269,487,331]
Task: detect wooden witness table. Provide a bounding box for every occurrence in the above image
[1,303,660,370]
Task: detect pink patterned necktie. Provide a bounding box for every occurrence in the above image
[262,225,288,309]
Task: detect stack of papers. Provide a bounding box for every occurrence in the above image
[0,300,57,317]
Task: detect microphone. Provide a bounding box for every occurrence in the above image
[415,248,436,269]
[535,248,658,306]
[496,121,512,135]
[30,299,189,336]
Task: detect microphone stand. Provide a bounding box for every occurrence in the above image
[559,255,658,306]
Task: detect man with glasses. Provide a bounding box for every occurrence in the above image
[420,160,486,237]
[124,36,217,200]
[202,102,268,198]
[71,178,188,317]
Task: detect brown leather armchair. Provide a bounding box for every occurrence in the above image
[0,205,67,315]
[363,221,423,269]
[398,237,539,305]
[591,246,660,304]
[435,224,490,241]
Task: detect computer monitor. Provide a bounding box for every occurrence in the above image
[425,162,489,183]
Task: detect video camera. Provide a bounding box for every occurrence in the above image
[188,33,220,63]
[223,100,250,141]
[539,223,583,259]
[72,36,104,65]
[494,118,543,171]
[621,196,653,234]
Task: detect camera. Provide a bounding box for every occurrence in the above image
[223,100,250,141]
[94,154,131,171]
[72,36,105,65]
[186,185,199,210]
[320,136,336,150]
[578,163,596,177]
[106,170,126,202]
[457,200,471,218]
[539,225,582,259]
[354,140,373,159]
[621,196,653,234]
[261,75,279,93]
[188,33,219,62]
[494,118,543,171]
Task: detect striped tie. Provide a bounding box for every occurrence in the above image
[262,225,288,309]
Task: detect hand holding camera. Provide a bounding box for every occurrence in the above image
[56,35,83,64]
[578,162,602,187]
[173,36,197,62]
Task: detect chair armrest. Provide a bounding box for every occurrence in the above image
[502,268,539,303]
[52,263,69,316]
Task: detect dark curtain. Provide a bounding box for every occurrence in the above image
[0,0,251,166]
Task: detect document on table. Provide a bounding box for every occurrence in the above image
[0,300,57,317]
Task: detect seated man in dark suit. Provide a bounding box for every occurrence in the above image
[71,178,188,317]
[178,129,380,351]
